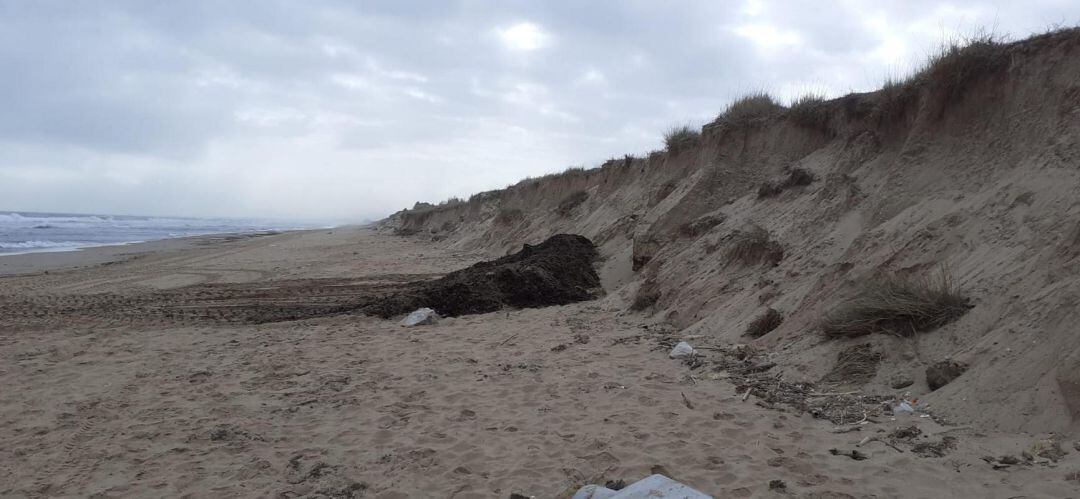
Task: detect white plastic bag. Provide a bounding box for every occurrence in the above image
[669,341,696,359]
[400,308,439,326]
[572,474,712,499]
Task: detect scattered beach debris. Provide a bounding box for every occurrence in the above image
[983,454,1032,470]
[1032,438,1068,462]
[768,479,787,492]
[655,334,894,425]
[829,448,868,460]
[280,454,367,498]
[888,425,922,442]
[570,474,712,499]
[669,341,696,359]
[856,435,905,453]
[989,444,1071,470]
[604,479,627,490]
[926,359,968,390]
[400,307,439,327]
[911,436,958,458]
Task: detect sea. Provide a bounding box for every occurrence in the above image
[0,211,331,256]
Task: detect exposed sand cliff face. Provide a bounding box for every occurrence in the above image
[382,29,1080,434]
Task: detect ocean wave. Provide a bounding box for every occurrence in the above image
[0,213,111,224]
[0,240,85,249]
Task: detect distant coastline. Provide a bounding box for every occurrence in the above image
[0,211,335,257]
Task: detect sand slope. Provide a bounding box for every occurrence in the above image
[381,28,1080,435]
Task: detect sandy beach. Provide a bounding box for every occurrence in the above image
[1,227,1077,498]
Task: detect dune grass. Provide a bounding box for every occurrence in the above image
[787,92,831,131]
[877,32,1009,119]
[677,214,725,238]
[822,270,971,338]
[493,207,524,226]
[718,92,784,127]
[758,167,815,199]
[745,307,783,338]
[556,190,589,217]
[630,282,660,311]
[923,33,1008,100]
[663,124,701,156]
[726,224,784,267]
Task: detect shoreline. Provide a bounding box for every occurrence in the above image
[0,228,317,277]
[0,239,150,258]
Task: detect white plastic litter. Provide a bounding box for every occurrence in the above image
[571,474,712,499]
[893,401,915,413]
[669,341,696,359]
[400,308,439,327]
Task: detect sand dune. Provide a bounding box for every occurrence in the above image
[382,28,1080,436]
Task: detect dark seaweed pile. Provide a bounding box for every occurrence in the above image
[362,234,601,318]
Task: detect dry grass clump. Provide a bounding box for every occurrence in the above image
[469,189,503,203]
[556,190,589,217]
[757,182,784,198]
[822,271,972,338]
[678,214,725,238]
[726,224,784,267]
[650,180,677,207]
[877,32,1009,119]
[745,307,783,338]
[663,124,701,156]
[820,344,882,387]
[786,167,814,186]
[718,92,784,127]
[924,33,1008,101]
[878,73,920,118]
[493,207,524,226]
[647,149,665,164]
[630,282,660,311]
[757,167,815,199]
[787,93,831,131]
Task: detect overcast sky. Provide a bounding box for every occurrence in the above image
[1,1,1077,221]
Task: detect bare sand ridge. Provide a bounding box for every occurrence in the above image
[2,228,1079,497]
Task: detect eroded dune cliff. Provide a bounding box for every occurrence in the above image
[381,29,1080,434]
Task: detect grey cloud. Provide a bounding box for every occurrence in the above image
[1,1,1078,219]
